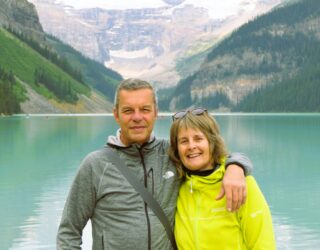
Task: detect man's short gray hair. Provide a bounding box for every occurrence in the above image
[114,78,158,109]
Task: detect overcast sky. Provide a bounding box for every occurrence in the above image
[57,0,166,9]
[56,0,258,19]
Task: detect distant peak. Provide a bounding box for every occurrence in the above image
[162,0,186,6]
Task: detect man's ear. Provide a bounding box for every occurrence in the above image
[113,107,119,122]
[154,107,158,118]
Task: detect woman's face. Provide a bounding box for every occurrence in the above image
[177,127,213,171]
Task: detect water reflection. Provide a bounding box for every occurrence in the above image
[10,176,71,249]
[0,116,118,250]
[1,115,319,250]
[273,215,320,250]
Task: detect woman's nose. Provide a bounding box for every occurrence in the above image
[188,140,196,149]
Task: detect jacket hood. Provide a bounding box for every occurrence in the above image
[106,129,163,156]
[107,129,156,147]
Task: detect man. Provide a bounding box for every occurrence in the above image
[57,78,252,249]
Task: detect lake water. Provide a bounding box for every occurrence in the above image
[1,114,320,250]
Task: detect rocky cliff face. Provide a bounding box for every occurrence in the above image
[28,0,282,87]
[0,0,44,41]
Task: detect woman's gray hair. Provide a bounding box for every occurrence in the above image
[114,78,158,109]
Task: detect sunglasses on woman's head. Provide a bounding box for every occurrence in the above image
[172,108,207,121]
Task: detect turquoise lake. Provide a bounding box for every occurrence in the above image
[0,114,320,249]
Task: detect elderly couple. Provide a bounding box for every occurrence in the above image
[57,78,275,249]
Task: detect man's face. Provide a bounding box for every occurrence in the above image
[113,88,158,146]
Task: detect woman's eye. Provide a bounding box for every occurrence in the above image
[179,140,187,145]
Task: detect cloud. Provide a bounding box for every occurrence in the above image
[57,0,259,19]
[58,0,167,9]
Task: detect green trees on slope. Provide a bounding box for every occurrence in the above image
[5,25,87,86]
[172,0,320,112]
[0,67,27,115]
[234,64,320,112]
[34,67,78,103]
[46,35,122,101]
[0,27,91,111]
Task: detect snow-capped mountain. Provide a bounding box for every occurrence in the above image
[28,0,282,87]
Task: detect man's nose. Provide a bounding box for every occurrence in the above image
[132,111,143,121]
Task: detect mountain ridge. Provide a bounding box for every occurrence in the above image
[168,0,320,112]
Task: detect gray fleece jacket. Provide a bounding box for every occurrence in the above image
[56,131,252,250]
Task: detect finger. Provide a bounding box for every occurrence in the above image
[235,185,247,210]
[241,187,247,205]
[231,187,239,212]
[235,187,242,210]
[225,187,233,212]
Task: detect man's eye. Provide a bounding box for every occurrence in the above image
[123,109,132,114]
[142,108,151,112]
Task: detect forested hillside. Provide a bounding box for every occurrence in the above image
[0,27,90,114]
[0,67,26,114]
[235,63,320,112]
[46,35,122,102]
[166,0,320,112]
[0,0,122,115]
[233,0,320,112]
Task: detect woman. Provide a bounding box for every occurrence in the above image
[169,108,276,250]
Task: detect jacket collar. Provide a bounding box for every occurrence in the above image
[106,129,158,151]
[185,160,226,192]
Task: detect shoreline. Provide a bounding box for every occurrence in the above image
[2,112,320,118]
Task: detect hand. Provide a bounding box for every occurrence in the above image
[215,164,247,212]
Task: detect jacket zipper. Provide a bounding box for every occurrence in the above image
[190,176,199,250]
[138,148,152,250]
[189,178,193,193]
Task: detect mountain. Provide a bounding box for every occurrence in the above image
[45,35,122,103]
[28,0,282,88]
[0,0,44,40]
[168,0,320,112]
[0,0,122,115]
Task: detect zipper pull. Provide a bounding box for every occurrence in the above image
[189,178,193,193]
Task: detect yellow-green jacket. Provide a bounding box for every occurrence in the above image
[174,164,276,250]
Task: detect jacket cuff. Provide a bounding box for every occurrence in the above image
[225,152,253,176]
